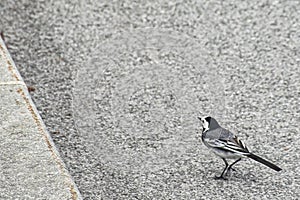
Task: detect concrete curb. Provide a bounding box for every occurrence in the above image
[0,38,82,199]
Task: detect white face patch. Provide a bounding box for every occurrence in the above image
[200,117,209,132]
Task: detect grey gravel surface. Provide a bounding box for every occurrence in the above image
[1,0,300,199]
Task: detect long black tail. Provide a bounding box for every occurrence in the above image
[247,153,282,171]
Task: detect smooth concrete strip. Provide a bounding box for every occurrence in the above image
[0,38,82,199]
[0,39,22,83]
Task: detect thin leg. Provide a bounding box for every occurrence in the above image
[227,158,241,172]
[215,158,228,180]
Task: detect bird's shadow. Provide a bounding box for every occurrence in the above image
[224,169,258,183]
[203,165,259,183]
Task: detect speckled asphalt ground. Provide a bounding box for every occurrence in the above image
[1,0,300,199]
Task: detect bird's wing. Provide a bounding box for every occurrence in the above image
[218,135,250,154]
[205,129,250,155]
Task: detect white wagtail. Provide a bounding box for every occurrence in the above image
[198,116,282,179]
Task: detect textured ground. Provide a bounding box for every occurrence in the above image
[1,0,300,199]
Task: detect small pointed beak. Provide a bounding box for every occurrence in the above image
[198,117,203,122]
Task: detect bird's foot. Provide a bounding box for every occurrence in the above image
[214,175,227,180]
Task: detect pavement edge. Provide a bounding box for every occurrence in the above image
[0,37,83,199]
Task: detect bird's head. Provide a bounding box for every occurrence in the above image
[198,116,220,133]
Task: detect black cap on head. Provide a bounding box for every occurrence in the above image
[206,116,220,130]
[204,116,211,123]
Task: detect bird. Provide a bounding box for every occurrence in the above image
[198,116,282,179]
